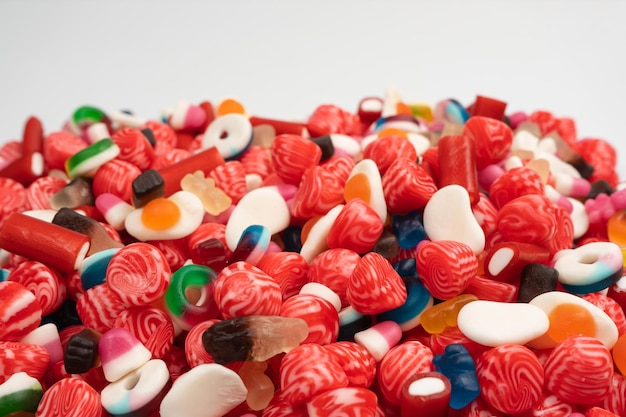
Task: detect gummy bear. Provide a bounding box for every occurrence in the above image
[432,343,480,409]
[180,170,232,215]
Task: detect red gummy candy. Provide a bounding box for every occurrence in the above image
[271,134,322,185]
[496,194,557,247]
[0,340,50,383]
[43,131,86,171]
[0,177,28,224]
[210,160,247,204]
[291,165,345,219]
[327,199,383,254]
[76,283,127,333]
[280,294,339,345]
[307,104,362,137]
[382,157,437,214]
[36,377,103,417]
[92,159,141,202]
[463,116,513,169]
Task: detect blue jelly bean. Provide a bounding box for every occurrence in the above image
[392,211,427,249]
[80,248,119,290]
[432,343,480,409]
[392,258,417,279]
[377,276,432,331]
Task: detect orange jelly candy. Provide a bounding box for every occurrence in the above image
[377,127,408,139]
[216,98,246,116]
[612,333,626,375]
[344,173,371,203]
[141,198,181,230]
[547,303,596,343]
[607,209,626,247]
[420,294,478,334]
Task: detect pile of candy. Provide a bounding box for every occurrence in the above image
[1,90,626,417]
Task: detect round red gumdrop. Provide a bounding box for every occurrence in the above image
[213,261,282,319]
[0,281,42,341]
[307,248,360,308]
[279,343,349,404]
[377,341,433,405]
[544,336,613,404]
[463,115,513,169]
[327,198,384,254]
[36,377,102,417]
[280,294,339,345]
[476,345,544,414]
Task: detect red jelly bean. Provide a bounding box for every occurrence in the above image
[476,344,544,414]
[114,306,175,359]
[8,260,66,316]
[377,341,433,405]
[382,157,437,214]
[0,281,43,341]
[416,240,477,300]
[106,242,171,307]
[327,199,383,254]
[0,340,49,383]
[347,252,407,315]
[463,115,513,169]
[280,294,339,345]
[256,251,309,301]
[213,261,282,319]
[35,377,103,417]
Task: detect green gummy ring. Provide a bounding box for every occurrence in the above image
[65,138,119,178]
[72,105,107,126]
[165,264,218,327]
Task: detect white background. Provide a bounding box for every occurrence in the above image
[1,0,625,176]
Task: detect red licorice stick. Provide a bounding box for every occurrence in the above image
[157,146,225,197]
[22,116,45,154]
[437,134,480,205]
[249,116,307,136]
[470,95,507,121]
[483,241,551,283]
[0,152,45,186]
[0,212,91,273]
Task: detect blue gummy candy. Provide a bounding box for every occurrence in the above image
[392,258,417,279]
[80,247,119,290]
[433,343,480,409]
[392,211,427,249]
[377,276,432,331]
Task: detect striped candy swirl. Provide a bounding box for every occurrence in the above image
[0,177,27,224]
[111,127,154,170]
[210,160,247,204]
[327,199,384,254]
[377,341,433,405]
[476,345,544,414]
[271,134,322,185]
[0,281,42,341]
[0,341,49,384]
[35,377,102,417]
[382,157,437,214]
[416,240,477,300]
[280,294,339,345]
[76,283,126,333]
[544,335,613,404]
[257,251,309,300]
[324,342,376,388]
[115,306,175,359]
[8,261,66,316]
[26,176,66,210]
[307,248,359,307]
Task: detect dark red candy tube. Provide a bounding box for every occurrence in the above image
[401,371,451,417]
[438,134,480,205]
[157,146,225,197]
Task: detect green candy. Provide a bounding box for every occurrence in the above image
[72,105,107,126]
[165,264,218,331]
[65,138,120,178]
[0,373,43,416]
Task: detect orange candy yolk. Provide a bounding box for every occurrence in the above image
[141,198,181,230]
[377,127,408,139]
[344,173,371,203]
[216,98,246,116]
[612,333,626,375]
[547,303,597,343]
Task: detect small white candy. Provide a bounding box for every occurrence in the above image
[160,363,247,417]
[299,282,342,312]
[299,204,343,263]
[423,185,485,255]
[225,186,292,251]
[457,300,549,347]
[568,197,590,239]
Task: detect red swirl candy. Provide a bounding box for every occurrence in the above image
[280,294,339,345]
[496,194,557,246]
[8,260,66,316]
[148,238,190,271]
[209,160,247,204]
[36,377,103,417]
[476,344,544,414]
[544,335,613,404]
[26,176,67,210]
[279,343,349,404]
[185,319,220,368]
[114,306,175,359]
[256,251,309,301]
[307,248,360,307]
[327,199,384,254]
[416,240,477,300]
[271,134,322,185]
[111,127,155,170]
[462,115,513,169]
[43,131,86,171]
[143,120,177,149]
[363,134,417,175]
[307,387,378,417]
[0,140,22,166]
[0,281,42,341]
[213,261,282,319]
[324,341,377,388]
[377,341,433,405]
[76,283,127,333]
[464,274,518,303]
[522,391,576,417]
[489,166,545,210]
[0,177,27,224]
[92,159,141,203]
[0,340,49,383]
[382,157,437,214]
[106,242,171,306]
[290,165,345,219]
[347,252,407,315]
[583,292,626,336]
[239,145,272,179]
[596,373,626,417]
[307,104,362,137]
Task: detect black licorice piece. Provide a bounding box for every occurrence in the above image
[517,263,559,303]
[587,179,614,199]
[202,318,253,364]
[282,225,303,253]
[52,207,97,235]
[64,328,101,374]
[141,127,157,147]
[569,154,595,179]
[373,229,399,259]
[309,135,334,162]
[132,169,165,208]
[41,299,81,330]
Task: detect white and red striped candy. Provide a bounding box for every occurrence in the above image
[279,343,349,404]
[76,283,127,333]
[143,120,177,149]
[0,281,42,341]
[416,240,477,300]
[307,387,378,417]
[363,134,417,175]
[382,157,437,214]
[256,251,309,301]
[280,294,339,345]
[148,238,190,271]
[596,373,626,417]
[322,155,356,185]
[472,193,499,239]
[35,377,102,417]
[377,341,433,405]
[462,397,505,417]
[185,319,220,368]
[91,159,141,202]
[111,127,155,170]
[0,177,28,224]
[307,248,360,308]
[496,194,558,247]
[489,166,545,210]
[106,242,171,306]
[271,134,322,185]
[8,260,66,316]
[43,131,86,171]
[522,391,576,417]
[544,335,613,404]
[463,115,513,169]
[214,261,282,319]
[347,252,407,315]
[464,274,518,303]
[188,222,231,256]
[324,341,377,388]
[476,344,544,414]
[210,160,247,204]
[0,340,50,383]
[583,292,626,336]
[114,306,175,359]
[327,198,383,254]
[239,145,272,179]
[26,176,67,210]
[290,165,345,219]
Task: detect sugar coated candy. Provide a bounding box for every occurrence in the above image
[0,372,44,416]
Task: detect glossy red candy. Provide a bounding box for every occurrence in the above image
[476,345,544,414]
[26,176,67,210]
[0,177,28,223]
[76,283,127,333]
[92,159,141,202]
[583,292,626,335]
[363,134,417,175]
[470,96,507,120]
[279,343,349,404]
[496,194,557,246]
[106,242,172,307]
[280,294,339,345]
[463,115,513,169]
[0,281,42,341]
[306,104,362,137]
[35,377,103,417]
[416,240,477,300]
[291,165,345,219]
[596,373,626,417]
[377,341,433,405]
[148,238,190,271]
[428,326,489,358]
[43,131,86,171]
[483,241,551,283]
[143,120,177,149]
[382,157,437,214]
[210,160,247,204]
[8,260,66,316]
[307,248,360,307]
[213,261,282,319]
[324,341,377,388]
[185,319,221,368]
[544,336,613,404]
[489,166,545,210]
[307,387,378,417]
[256,251,309,300]
[347,252,407,315]
[239,145,272,179]
[0,341,49,383]
[114,306,175,359]
[464,274,518,303]
[271,134,322,185]
[438,135,480,205]
[400,371,451,417]
[327,199,383,254]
